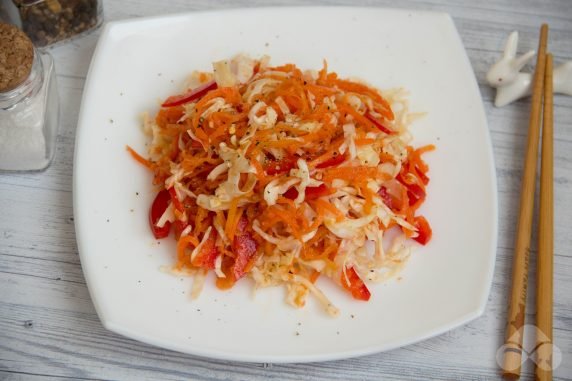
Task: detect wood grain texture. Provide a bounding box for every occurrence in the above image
[1,0,572,380]
[503,24,548,379]
[535,53,554,381]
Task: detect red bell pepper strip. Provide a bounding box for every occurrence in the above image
[406,183,426,206]
[167,187,184,213]
[397,173,426,206]
[412,216,432,245]
[232,216,257,280]
[192,230,219,269]
[316,153,346,169]
[265,156,296,176]
[378,186,400,211]
[341,266,371,301]
[365,112,393,134]
[416,167,430,185]
[284,184,333,200]
[149,189,171,239]
[283,187,298,200]
[172,220,189,240]
[304,184,334,199]
[161,80,217,107]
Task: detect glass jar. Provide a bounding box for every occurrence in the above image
[0,23,59,171]
[12,0,103,47]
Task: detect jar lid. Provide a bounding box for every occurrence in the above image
[0,22,34,92]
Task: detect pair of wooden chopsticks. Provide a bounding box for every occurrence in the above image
[502,24,554,380]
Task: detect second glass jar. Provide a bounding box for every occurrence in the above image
[13,0,103,47]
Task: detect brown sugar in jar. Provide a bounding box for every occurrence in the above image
[0,21,34,91]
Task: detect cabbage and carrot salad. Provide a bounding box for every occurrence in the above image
[128,55,433,316]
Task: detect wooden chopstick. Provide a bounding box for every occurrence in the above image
[535,52,554,381]
[502,24,548,379]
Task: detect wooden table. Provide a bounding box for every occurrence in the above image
[1,1,571,379]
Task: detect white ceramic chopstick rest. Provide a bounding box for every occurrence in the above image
[486,31,572,107]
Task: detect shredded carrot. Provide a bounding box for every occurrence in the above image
[309,270,321,283]
[193,207,209,237]
[250,158,265,180]
[126,145,152,169]
[322,166,379,183]
[313,199,345,222]
[176,235,199,268]
[355,138,376,146]
[359,183,375,214]
[215,211,227,234]
[225,198,239,240]
[227,207,244,241]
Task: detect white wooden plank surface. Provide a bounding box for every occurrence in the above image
[1,0,572,380]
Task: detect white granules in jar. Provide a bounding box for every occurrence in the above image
[0,98,48,170]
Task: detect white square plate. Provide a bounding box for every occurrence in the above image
[74,7,497,363]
